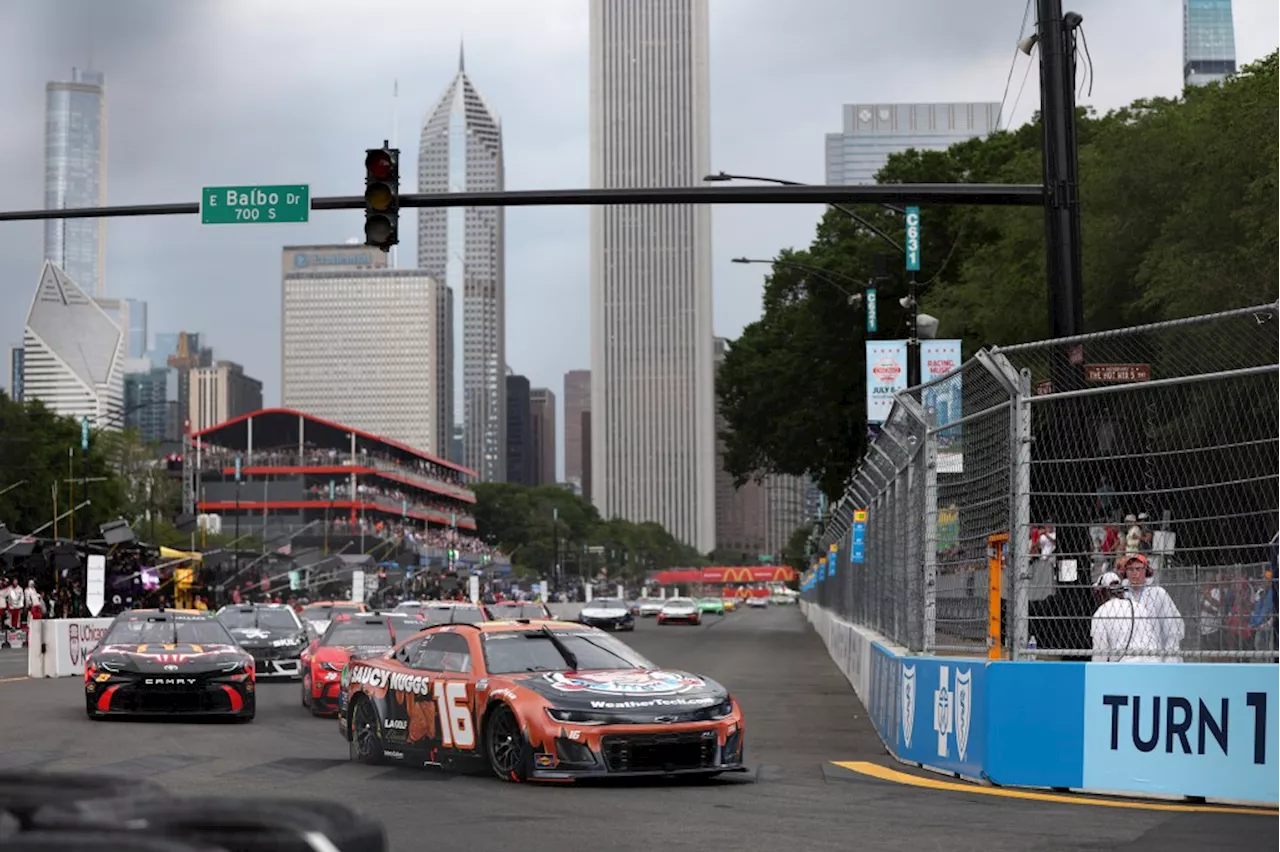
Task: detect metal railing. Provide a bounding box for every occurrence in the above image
[807,303,1279,662]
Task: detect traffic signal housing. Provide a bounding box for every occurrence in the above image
[364,145,400,251]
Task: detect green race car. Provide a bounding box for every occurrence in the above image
[698,597,726,615]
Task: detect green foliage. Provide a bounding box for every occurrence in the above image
[471,482,705,579]
[718,53,1279,500]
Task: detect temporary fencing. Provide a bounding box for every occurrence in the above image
[807,303,1279,661]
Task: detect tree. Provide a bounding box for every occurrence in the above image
[718,53,1279,500]
[0,392,131,538]
[471,482,704,579]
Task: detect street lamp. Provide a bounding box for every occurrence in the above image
[730,257,863,306]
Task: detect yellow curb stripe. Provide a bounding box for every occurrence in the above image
[831,761,1278,816]
[0,675,29,683]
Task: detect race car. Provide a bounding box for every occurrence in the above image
[483,600,553,621]
[637,598,665,617]
[418,601,487,625]
[746,595,769,608]
[578,598,634,631]
[657,598,702,625]
[338,619,745,782]
[299,600,369,636]
[698,598,726,616]
[302,614,405,716]
[84,609,255,721]
[722,598,738,612]
[216,603,310,679]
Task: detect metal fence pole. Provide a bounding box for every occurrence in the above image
[1011,368,1034,659]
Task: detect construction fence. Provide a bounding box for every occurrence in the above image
[806,303,1279,662]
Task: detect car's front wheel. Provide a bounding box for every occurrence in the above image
[348,696,384,764]
[485,703,532,782]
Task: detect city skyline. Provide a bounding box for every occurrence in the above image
[43,66,107,298]
[0,0,1274,483]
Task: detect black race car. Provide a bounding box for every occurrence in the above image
[84,609,256,721]
[216,603,310,679]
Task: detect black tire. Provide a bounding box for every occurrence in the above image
[484,703,533,782]
[33,797,387,852]
[0,771,170,831]
[301,673,311,708]
[347,695,385,764]
[1,832,225,852]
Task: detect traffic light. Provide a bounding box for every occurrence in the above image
[364,144,400,251]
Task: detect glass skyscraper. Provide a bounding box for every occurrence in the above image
[44,68,107,297]
[825,102,1001,186]
[1184,0,1236,87]
[418,47,506,481]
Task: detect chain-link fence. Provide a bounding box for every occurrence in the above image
[806,303,1279,662]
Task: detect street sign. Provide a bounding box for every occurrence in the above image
[234,456,242,482]
[904,206,921,272]
[86,554,106,617]
[201,184,310,225]
[866,287,878,333]
[1085,363,1152,383]
[80,417,89,451]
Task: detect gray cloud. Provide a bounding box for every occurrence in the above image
[1,0,1275,480]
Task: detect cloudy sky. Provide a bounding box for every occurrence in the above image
[1,0,1276,476]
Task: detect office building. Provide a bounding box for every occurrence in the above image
[505,373,533,486]
[418,46,506,482]
[713,338,768,558]
[563,369,590,490]
[763,474,811,557]
[8,347,24,401]
[825,102,1000,185]
[93,297,147,360]
[529,387,556,487]
[45,68,107,297]
[589,0,716,552]
[189,360,264,434]
[21,262,124,426]
[123,359,172,444]
[581,410,593,503]
[281,245,448,456]
[1184,0,1236,86]
[166,331,214,436]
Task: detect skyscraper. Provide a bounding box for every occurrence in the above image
[589,0,716,552]
[563,369,591,491]
[505,373,533,486]
[45,68,107,297]
[418,45,506,481]
[1183,0,1236,86]
[825,102,1000,185]
[529,387,557,486]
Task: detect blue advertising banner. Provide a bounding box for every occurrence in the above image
[1082,663,1279,803]
[827,545,837,578]
[866,340,908,425]
[851,509,867,564]
[868,643,901,751]
[920,339,963,474]
[897,657,987,779]
[985,662,1086,789]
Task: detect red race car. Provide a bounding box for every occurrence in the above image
[302,614,406,716]
[337,619,746,782]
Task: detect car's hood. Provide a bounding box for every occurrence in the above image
[509,668,728,712]
[91,643,246,673]
[227,626,307,649]
[662,605,697,613]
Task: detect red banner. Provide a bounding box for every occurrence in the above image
[651,566,796,586]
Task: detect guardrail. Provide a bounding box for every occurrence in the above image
[801,599,1278,806]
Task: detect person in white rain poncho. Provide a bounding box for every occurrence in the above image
[1120,552,1185,662]
[1091,570,1163,662]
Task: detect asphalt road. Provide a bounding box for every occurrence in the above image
[0,607,1273,851]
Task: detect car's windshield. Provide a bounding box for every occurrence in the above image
[323,622,395,647]
[666,598,694,606]
[421,606,485,625]
[301,604,362,621]
[218,607,301,631]
[488,602,549,618]
[482,629,654,674]
[392,601,421,613]
[587,598,624,608]
[103,614,235,647]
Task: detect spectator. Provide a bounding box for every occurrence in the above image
[5,578,23,630]
[1120,553,1184,662]
[24,580,44,620]
[1090,571,1161,662]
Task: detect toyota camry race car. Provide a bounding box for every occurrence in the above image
[216,603,310,678]
[84,609,255,720]
[299,600,369,636]
[578,598,634,631]
[302,614,405,716]
[657,598,702,625]
[338,620,745,782]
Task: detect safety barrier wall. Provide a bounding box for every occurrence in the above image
[801,600,1279,806]
[27,618,114,678]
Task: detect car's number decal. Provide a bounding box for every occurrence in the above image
[433,680,475,749]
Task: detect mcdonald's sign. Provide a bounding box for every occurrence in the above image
[701,566,797,584]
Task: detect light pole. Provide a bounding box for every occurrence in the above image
[730,257,865,305]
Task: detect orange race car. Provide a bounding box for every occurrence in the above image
[337,619,746,782]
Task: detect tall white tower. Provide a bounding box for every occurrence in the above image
[418,45,506,480]
[589,0,716,552]
[45,68,107,297]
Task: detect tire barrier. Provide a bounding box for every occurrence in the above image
[0,770,388,852]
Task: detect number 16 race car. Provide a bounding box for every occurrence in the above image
[337,619,745,782]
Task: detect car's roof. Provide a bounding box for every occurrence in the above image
[304,600,366,607]
[423,600,481,608]
[118,608,208,617]
[442,619,593,635]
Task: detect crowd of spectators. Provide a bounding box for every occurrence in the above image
[322,517,498,557]
[200,444,469,491]
[303,482,474,526]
